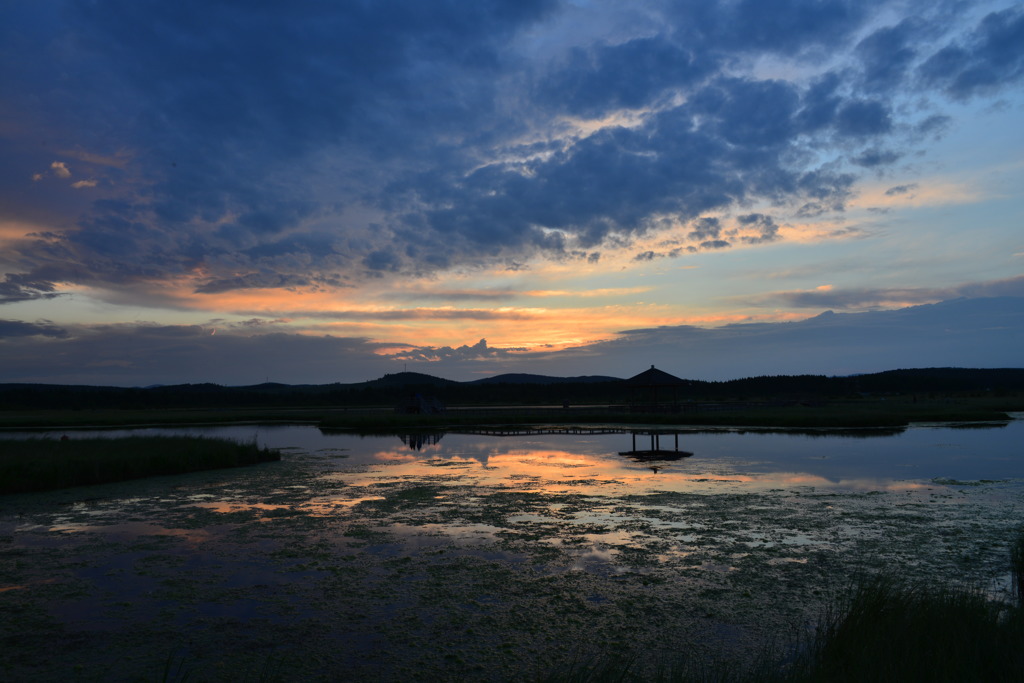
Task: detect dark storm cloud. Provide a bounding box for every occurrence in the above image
[1,1,1021,295]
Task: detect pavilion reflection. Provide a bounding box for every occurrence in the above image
[398,432,444,451]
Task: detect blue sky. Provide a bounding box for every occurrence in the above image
[1,0,1022,385]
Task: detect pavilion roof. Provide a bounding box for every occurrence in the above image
[624,365,687,386]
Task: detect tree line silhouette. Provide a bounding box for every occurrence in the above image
[1,367,1021,411]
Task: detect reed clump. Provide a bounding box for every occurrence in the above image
[0,436,279,494]
[791,576,1024,682]
[1013,532,1024,605]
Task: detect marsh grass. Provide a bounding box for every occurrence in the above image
[0,436,279,494]
[792,576,1024,682]
[1013,533,1024,605]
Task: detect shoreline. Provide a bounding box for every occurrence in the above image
[2,396,1022,432]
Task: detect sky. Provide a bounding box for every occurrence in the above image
[1,0,1022,386]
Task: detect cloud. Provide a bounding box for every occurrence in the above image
[50,161,71,178]
[0,319,68,339]
[388,338,527,364]
[856,19,921,93]
[885,183,918,196]
[0,1,1021,302]
[289,308,541,322]
[744,275,1024,310]
[917,6,1024,99]
[736,214,781,245]
[0,274,62,304]
[687,217,722,241]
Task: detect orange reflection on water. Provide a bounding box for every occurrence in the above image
[0,578,58,593]
[373,451,421,463]
[334,445,939,497]
[330,496,387,508]
[193,502,291,514]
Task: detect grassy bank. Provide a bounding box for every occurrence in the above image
[0,436,280,494]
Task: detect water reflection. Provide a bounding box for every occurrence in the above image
[398,433,444,451]
[7,419,1024,492]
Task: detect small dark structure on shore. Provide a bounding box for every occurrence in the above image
[624,365,689,413]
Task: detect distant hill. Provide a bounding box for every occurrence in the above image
[470,373,622,385]
[362,372,456,387]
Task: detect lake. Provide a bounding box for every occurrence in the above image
[2,418,1023,680]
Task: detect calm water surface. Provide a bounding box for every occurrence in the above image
[14,417,1024,493]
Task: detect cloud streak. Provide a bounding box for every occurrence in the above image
[748,275,1024,310]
